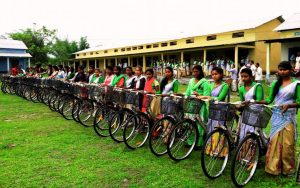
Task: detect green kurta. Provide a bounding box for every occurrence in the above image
[238,82,264,101]
[185,78,209,146]
[90,74,104,84]
[208,81,230,101]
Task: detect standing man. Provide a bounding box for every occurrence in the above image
[255,63,263,83]
[295,51,300,72]
[250,60,256,78]
[228,64,238,92]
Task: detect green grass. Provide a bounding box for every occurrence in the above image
[0,88,300,187]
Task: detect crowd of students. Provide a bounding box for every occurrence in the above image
[9,61,300,179]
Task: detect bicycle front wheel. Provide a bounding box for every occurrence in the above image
[201,129,230,179]
[231,134,260,187]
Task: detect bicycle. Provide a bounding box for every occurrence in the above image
[122,91,157,150]
[201,100,240,179]
[149,94,184,156]
[108,88,136,143]
[231,103,274,187]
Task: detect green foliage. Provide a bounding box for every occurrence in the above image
[9,26,56,66]
[78,36,89,50]
[9,26,90,66]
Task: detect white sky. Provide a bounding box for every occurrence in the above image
[0,0,299,48]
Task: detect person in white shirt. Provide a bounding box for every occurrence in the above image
[255,63,263,83]
[249,60,256,77]
[228,64,238,92]
[56,65,65,79]
[295,51,300,71]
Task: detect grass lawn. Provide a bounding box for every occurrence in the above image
[0,85,300,187]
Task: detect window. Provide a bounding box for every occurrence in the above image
[186,38,194,44]
[114,49,118,52]
[138,46,143,50]
[170,41,177,46]
[121,48,125,52]
[132,47,137,50]
[153,44,159,48]
[96,51,99,54]
[83,53,86,56]
[90,52,93,55]
[104,50,108,53]
[126,48,131,51]
[232,32,244,38]
[76,54,79,56]
[161,42,168,47]
[207,35,217,41]
[146,45,152,49]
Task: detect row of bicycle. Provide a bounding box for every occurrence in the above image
[0,75,274,187]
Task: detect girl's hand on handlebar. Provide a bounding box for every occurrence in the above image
[197,96,210,100]
[282,104,289,114]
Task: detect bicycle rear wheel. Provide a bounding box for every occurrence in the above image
[78,99,95,127]
[94,106,116,137]
[149,116,176,156]
[61,96,75,120]
[167,119,198,161]
[123,113,151,150]
[231,134,260,187]
[201,129,230,179]
[109,108,134,143]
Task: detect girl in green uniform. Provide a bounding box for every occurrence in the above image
[185,65,210,147]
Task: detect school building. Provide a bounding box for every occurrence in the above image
[71,15,299,76]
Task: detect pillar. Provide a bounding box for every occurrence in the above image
[142,55,146,72]
[28,58,31,68]
[128,56,131,67]
[103,59,106,70]
[73,60,76,69]
[266,43,271,79]
[203,49,207,64]
[161,53,164,61]
[234,46,239,71]
[86,60,90,71]
[115,58,118,66]
[7,57,9,72]
[95,59,97,68]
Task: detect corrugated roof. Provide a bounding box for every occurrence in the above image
[274,13,300,31]
[0,53,31,58]
[74,15,284,54]
[0,39,28,50]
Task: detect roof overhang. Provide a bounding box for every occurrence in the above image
[264,36,300,43]
[0,53,32,58]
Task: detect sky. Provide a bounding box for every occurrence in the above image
[0,0,299,49]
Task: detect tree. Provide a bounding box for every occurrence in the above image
[50,38,79,64]
[9,26,90,66]
[9,26,57,66]
[78,36,90,50]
